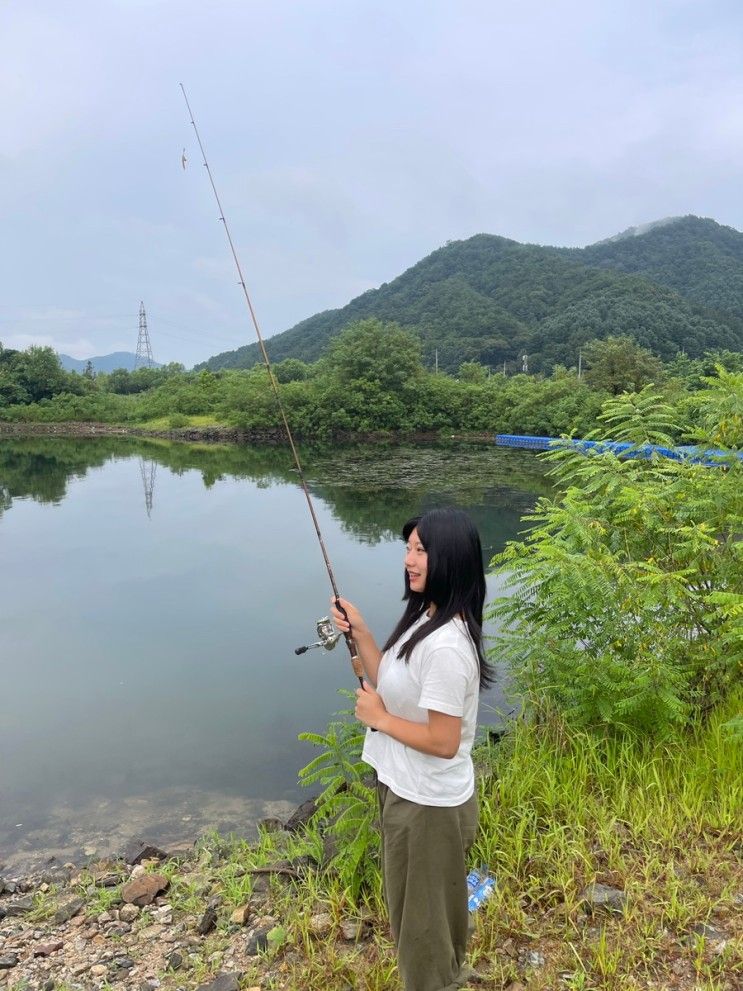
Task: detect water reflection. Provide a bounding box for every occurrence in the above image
[0,435,550,872]
[0,436,551,549]
[139,457,157,518]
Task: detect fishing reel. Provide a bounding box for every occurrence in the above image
[295,616,342,655]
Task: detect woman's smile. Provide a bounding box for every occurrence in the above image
[405,527,428,592]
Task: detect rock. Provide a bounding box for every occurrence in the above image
[152,904,173,924]
[284,798,317,832]
[123,840,168,866]
[5,895,34,916]
[53,896,85,924]
[309,911,333,937]
[246,923,273,955]
[112,955,136,971]
[250,874,270,897]
[119,903,140,923]
[166,949,184,971]
[122,873,169,906]
[90,963,108,976]
[197,903,218,935]
[95,872,121,888]
[525,950,545,968]
[0,955,19,969]
[165,842,196,863]
[340,919,362,941]
[196,974,241,991]
[690,921,726,942]
[33,941,64,957]
[258,817,284,833]
[505,983,526,991]
[579,882,627,913]
[131,864,147,878]
[230,904,251,926]
[42,980,55,991]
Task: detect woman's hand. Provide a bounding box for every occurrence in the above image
[330,596,369,637]
[355,680,388,730]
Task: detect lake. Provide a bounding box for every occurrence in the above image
[0,436,549,872]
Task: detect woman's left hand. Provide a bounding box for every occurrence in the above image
[355,680,387,730]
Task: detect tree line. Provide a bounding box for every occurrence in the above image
[1,320,742,439]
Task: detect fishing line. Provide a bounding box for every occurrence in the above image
[180,84,364,686]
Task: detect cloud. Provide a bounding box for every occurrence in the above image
[1,0,742,369]
[3,333,98,359]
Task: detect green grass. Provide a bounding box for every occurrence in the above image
[236,691,742,990]
[135,413,226,430]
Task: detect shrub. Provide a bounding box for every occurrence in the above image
[489,376,743,735]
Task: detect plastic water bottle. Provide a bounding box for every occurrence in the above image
[467,867,496,912]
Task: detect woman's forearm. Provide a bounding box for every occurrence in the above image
[376,710,461,759]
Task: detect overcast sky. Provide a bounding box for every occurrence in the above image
[2,1,742,367]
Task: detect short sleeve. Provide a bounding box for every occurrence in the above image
[417,646,471,717]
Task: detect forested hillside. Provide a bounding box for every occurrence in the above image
[197,217,743,374]
[574,215,743,316]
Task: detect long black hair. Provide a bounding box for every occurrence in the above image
[381,507,494,690]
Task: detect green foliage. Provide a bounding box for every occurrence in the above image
[326,319,423,392]
[458,360,489,383]
[489,378,743,734]
[298,700,379,899]
[582,335,665,395]
[577,215,743,316]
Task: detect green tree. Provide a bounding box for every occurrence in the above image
[458,360,489,383]
[273,358,310,383]
[326,319,423,392]
[582,335,665,395]
[13,346,69,402]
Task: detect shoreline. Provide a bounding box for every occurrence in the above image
[0,420,494,446]
[1,713,740,991]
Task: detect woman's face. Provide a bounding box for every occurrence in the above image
[405,527,428,594]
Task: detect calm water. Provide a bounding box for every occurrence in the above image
[0,436,549,871]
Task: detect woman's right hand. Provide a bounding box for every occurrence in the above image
[331,596,369,637]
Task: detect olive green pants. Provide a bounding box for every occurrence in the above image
[377,781,479,991]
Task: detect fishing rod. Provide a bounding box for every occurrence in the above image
[180,84,364,688]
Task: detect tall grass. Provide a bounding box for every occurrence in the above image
[228,691,741,989]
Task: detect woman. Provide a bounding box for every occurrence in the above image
[331,507,493,991]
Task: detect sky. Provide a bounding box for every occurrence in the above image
[2,1,742,368]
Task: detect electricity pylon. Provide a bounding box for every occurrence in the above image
[134,301,155,369]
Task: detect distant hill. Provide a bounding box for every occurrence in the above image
[195,216,743,374]
[59,352,162,373]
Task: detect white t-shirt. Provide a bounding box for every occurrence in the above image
[362,613,480,806]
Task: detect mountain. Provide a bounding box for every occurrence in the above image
[574,215,743,316]
[196,216,743,374]
[59,352,162,373]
